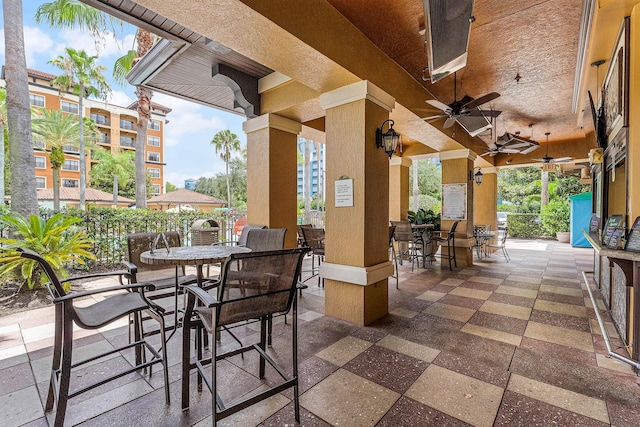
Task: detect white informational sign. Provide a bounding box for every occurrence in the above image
[442,183,467,220]
[335,178,354,207]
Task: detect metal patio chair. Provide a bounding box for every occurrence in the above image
[181,248,309,424]
[432,220,460,270]
[17,248,169,427]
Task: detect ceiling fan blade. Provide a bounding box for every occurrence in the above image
[420,114,449,121]
[480,151,493,157]
[443,116,457,128]
[501,148,521,154]
[426,99,452,112]
[550,157,574,163]
[462,92,500,109]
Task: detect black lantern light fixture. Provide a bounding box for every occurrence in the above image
[376,119,401,159]
[470,167,483,185]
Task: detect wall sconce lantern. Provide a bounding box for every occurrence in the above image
[470,167,483,185]
[376,119,401,159]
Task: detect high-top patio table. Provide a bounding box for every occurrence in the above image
[141,245,252,341]
[141,245,251,287]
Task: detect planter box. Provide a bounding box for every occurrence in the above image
[556,231,570,243]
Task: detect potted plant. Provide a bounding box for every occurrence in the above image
[407,208,441,258]
[541,198,571,242]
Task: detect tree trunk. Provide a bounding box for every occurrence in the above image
[315,140,322,212]
[541,170,549,207]
[304,139,311,222]
[113,174,118,206]
[3,0,38,217]
[0,125,5,203]
[412,160,419,211]
[53,168,60,212]
[134,29,154,209]
[78,84,86,210]
[225,148,231,208]
[135,85,151,208]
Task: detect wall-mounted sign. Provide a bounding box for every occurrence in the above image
[335,177,353,207]
[602,215,623,247]
[624,216,640,253]
[442,183,467,220]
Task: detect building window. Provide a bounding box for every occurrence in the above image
[151,184,161,195]
[62,159,79,171]
[29,93,45,107]
[34,140,46,150]
[35,156,46,169]
[147,152,160,162]
[148,120,160,130]
[147,136,160,147]
[61,100,79,114]
[63,145,79,153]
[62,179,79,188]
[100,133,110,144]
[120,119,135,130]
[120,136,135,147]
[148,168,160,178]
[90,113,108,125]
[36,177,46,189]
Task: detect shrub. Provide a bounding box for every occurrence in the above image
[541,199,570,235]
[0,214,95,291]
[507,213,545,238]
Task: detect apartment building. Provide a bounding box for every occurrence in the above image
[21,68,170,197]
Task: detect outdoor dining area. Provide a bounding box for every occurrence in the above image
[3,228,640,426]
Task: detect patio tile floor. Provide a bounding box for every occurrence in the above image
[1,239,640,426]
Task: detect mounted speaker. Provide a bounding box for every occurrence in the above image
[423,0,474,83]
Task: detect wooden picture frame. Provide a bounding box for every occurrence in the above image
[603,17,629,137]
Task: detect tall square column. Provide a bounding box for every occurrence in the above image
[439,150,477,267]
[389,157,411,221]
[243,114,301,248]
[473,167,498,230]
[319,81,395,325]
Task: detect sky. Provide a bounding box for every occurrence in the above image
[0,1,248,189]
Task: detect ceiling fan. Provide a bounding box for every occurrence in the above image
[481,132,539,157]
[421,73,500,136]
[535,132,573,164]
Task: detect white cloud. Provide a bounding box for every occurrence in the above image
[108,90,134,107]
[7,26,56,66]
[58,29,135,58]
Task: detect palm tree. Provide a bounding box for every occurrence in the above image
[31,109,90,211]
[48,47,111,211]
[37,0,158,208]
[211,130,241,208]
[89,149,134,205]
[3,0,39,217]
[0,88,7,202]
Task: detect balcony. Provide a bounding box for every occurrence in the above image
[90,114,110,126]
[120,120,136,131]
[120,137,136,148]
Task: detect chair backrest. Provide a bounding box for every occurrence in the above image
[473,224,490,235]
[388,225,396,246]
[449,220,460,236]
[390,220,413,244]
[126,232,183,273]
[301,227,325,251]
[496,227,508,245]
[217,248,309,326]
[237,224,267,246]
[245,228,286,251]
[18,248,67,298]
[296,224,313,246]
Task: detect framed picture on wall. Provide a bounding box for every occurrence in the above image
[603,17,629,137]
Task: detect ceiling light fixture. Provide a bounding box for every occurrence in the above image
[470,167,483,185]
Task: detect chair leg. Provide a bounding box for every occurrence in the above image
[293,292,301,422]
[46,304,63,412]
[54,311,74,427]
[157,314,170,405]
[259,317,267,379]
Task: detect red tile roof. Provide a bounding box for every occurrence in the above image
[37,188,134,204]
[27,68,57,80]
[147,189,226,205]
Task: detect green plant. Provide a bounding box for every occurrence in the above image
[407,208,441,229]
[540,198,570,236]
[0,213,95,291]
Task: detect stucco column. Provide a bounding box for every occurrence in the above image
[318,80,395,325]
[473,167,498,231]
[439,149,477,267]
[389,157,411,221]
[243,114,301,248]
